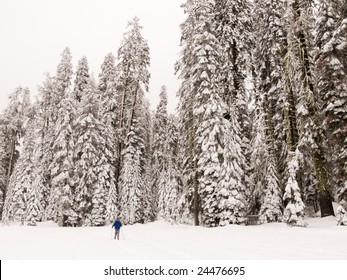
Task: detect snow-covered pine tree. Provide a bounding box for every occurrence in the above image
[209,0,253,211]
[36,74,58,215]
[98,53,116,95]
[119,118,145,224]
[152,86,169,218]
[190,1,230,227]
[253,0,288,186]
[0,87,31,221]
[116,17,151,193]
[283,151,307,227]
[55,48,73,109]
[218,103,248,226]
[176,0,211,226]
[46,93,77,226]
[259,154,283,223]
[160,115,180,222]
[287,0,334,217]
[25,105,44,226]
[157,169,168,220]
[73,56,90,103]
[251,0,288,219]
[2,102,36,225]
[43,48,74,222]
[140,99,155,222]
[250,96,283,222]
[315,0,347,203]
[97,53,120,219]
[248,103,267,214]
[74,81,116,226]
[176,0,250,226]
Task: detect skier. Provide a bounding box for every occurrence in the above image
[112,217,122,240]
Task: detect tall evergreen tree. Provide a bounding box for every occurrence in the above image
[152,86,169,217]
[287,0,334,216]
[98,53,116,95]
[176,0,211,226]
[119,119,145,224]
[44,48,74,222]
[283,151,307,227]
[74,81,116,226]
[116,17,151,197]
[0,87,30,220]
[46,94,77,226]
[34,74,58,218]
[251,0,287,218]
[315,0,347,204]
[176,0,249,226]
[73,56,90,102]
[24,105,44,226]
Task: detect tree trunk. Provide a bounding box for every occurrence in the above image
[188,101,199,226]
[115,69,130,195]
[292,0,334,217]
[313,142,335,217]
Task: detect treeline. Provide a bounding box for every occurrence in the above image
[1,0,347,227]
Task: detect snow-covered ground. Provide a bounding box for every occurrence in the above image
[1,216,346,260]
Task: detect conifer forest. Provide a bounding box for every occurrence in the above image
[0,0,346,228]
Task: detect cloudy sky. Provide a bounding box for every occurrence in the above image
[0,0,185,113]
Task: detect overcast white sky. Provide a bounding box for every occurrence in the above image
[0,0,185,114]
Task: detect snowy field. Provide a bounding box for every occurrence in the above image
[1,216,347,260]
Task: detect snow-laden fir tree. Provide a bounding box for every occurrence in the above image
[315,0,347,203]
[176,0,219,226]
[2,106,37,225]
[191,1,235,227]
[0,87,31,221]
[214,0,253,196]
[218,103,248,226]
[283,151,307,227]
[98,53,118,140]
[157,115,180,222]
[43,48,74,222]
[116,17,151,190]
[74,81,116,226]
[286,0,334,217]
[55,48,73,104]
[98,53,117,95]
[248,107,267,214]
[176,0,250,226]
[97,54,120,215]
[24,107,44,226]
[46,94,77,226]
[253,0,288,188]
[36,74,58,215]
[119,118,145,224]
[250,96,283,222]
[73,56,90,103]
[177,0,221,226]
[152,86,169,218]
[259,155,283,223]
[140,99,155,222]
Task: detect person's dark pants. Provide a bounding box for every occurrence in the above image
[114,229,120,240]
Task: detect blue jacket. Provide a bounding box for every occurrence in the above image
[112,219,122,230]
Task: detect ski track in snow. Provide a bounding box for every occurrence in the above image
[1,217,347,259]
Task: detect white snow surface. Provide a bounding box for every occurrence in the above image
[1,217,346,260]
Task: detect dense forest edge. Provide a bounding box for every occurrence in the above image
[0,0,347,228]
